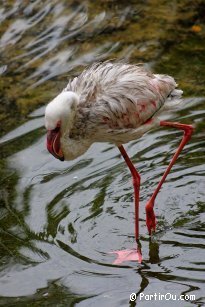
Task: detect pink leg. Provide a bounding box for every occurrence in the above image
[145,121,194,235]
[118,145,140,241]
[109,145,142,264]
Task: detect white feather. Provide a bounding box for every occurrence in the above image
[45,91,79,130]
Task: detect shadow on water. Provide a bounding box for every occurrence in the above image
[0,1,205,306]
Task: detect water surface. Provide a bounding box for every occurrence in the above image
[0,1,205,306]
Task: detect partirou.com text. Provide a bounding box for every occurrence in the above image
[130,292,195,302]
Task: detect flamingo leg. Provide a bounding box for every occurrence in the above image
[109,145,142,264]
[145,121,194,235]
[118,145,140,241]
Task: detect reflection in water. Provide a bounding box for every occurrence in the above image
[0,0,205,306]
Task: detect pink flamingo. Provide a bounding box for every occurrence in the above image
[45,62,193,264]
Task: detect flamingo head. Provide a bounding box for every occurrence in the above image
[45,91,79,161]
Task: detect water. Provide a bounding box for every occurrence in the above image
[0,1,205,306]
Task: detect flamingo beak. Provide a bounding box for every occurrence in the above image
[47,125,64,161]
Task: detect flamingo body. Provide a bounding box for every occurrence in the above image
[45,62,182,161]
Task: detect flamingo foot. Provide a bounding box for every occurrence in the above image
[109,247,142,264]
[146,200,156,235]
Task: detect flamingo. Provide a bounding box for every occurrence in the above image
[45,62,193,264]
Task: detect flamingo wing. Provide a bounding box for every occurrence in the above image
[64,62,180,143]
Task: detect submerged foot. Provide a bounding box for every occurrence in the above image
[146,201,156,235]
[110,246,142,264]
